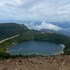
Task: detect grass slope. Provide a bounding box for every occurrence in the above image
[0,23,28,40]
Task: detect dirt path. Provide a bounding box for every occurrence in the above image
[0,56,70,70]
[0,35,19,44]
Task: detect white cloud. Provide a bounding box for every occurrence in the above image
[56,11,69,14]
[25,21,62,31]
[0,0,70,21]
[34,21,62,31]
[0,0,23,6]
[0,2,4,7]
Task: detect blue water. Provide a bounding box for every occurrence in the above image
[7,41,63,55]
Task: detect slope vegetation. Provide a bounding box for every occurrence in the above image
[0,23,70,59]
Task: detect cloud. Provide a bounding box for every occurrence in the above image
[34,21,62,31]
[0,0,23,6]
[0,0,70,21]
[0,2,4,7]
[56,11,68,14]
[24,21,62,31]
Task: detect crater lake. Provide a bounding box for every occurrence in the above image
[7,41,63,55]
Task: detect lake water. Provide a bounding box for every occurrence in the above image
[7,41,63,55]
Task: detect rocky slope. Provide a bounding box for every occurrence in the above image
[0,56,70,70]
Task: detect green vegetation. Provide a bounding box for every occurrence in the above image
[34,33,70,55]
[0,23,70,59]
[0,23,28,40]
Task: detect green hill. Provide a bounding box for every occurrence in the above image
[0,23,29,40]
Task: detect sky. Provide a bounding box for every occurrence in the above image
[0,0,70,22]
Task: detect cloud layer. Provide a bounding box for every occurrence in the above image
[0,0,70,21]
[24,21,62,31]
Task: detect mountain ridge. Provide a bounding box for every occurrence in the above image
[23,21,70,36]
[0,23,29,40]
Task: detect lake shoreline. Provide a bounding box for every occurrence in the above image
[52,44,65,55]
[6,41,64,56]
[59,44,65,54]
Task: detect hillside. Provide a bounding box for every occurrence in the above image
[0,23,29,40]
[0,23,70,59]
[23,21,70,36]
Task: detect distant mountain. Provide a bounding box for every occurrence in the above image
[23,21,70,36]
[51,21,70,28]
